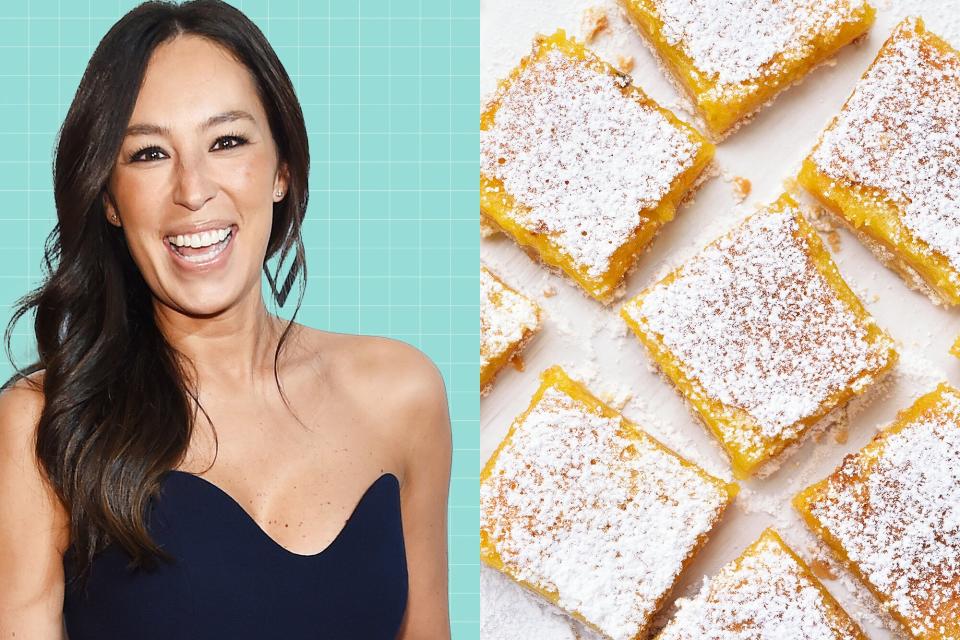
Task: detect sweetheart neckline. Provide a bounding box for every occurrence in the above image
[162,470,399,559]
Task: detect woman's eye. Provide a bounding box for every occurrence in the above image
[212,135,248,151]
[129,146,167,163]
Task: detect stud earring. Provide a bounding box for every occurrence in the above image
[276,189,284,198]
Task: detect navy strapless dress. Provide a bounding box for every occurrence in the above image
[62,471,408,639]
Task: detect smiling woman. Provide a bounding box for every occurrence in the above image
[0,1,452,639]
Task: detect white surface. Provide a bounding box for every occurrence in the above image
[479,1,960,638]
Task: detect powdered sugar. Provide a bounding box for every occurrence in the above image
[480,42,700,279]
[812,18,960,278]
[651,0,865,92]
[658,530,864,640]
[481,566,578,639]
[480,381,732,640]
[805,385,960,638]
[887,2,960,43]
[481,265,541,374]
[624,209,890,451]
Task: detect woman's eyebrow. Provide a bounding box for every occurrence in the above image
[124,110,256,137]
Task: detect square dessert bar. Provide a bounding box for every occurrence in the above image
[799,17,960,306]
[621,194,897,478]
[619,0,875,139]
[794,383,960,639]
[656,528,866,640]
[480,30,714,305]
[480,264,542,395]
[480,365,737,640]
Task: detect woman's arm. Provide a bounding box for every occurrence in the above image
[390,344,453,640]
[0,376,69,639]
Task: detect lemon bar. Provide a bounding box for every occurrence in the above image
[621,194,897,478]
[620,0,875,139]
[794,383,960,639]
[480,264,542,395]
[798,18,960,306]
[480,30,714,305]
[657,528,866,640]
[480,365,737,640]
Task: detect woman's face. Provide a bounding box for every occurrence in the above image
[105,34,288,317]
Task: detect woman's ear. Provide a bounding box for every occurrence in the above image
[273,162,290,202]
[102,189,121,227]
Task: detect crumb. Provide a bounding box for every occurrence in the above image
[809,557,838,581]
[826,229,841,252]
[543,285,557,298]
[615,54,634,73]
[803,203,833,231]
[600,387,633,411]
[510,353,525,372]
[803,203,842,251]
[581,7,608,43]
[610,281,628,303]
[833,421,849,444]
[480,215,498,238]
[730,176,751,202]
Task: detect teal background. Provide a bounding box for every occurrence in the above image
[0,0,479,636]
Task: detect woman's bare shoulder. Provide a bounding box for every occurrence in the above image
[316,330,445,399]
[0,369,47,443]
[0,368,64,512]
[0,368,70,627]
[2,367,45,391]
[302,328,450,448]
[335,333,450,469]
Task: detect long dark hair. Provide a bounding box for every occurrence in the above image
[1,0,310,586]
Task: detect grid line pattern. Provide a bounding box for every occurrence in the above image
[0,1,479,637]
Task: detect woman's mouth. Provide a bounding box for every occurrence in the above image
[164,224,237,270]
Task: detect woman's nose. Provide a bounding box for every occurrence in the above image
[172,152,218,211]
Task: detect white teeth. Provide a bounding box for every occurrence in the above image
[167,226,232,248]
[178,235,231,263]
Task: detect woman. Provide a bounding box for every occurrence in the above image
[0,1,452,638]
